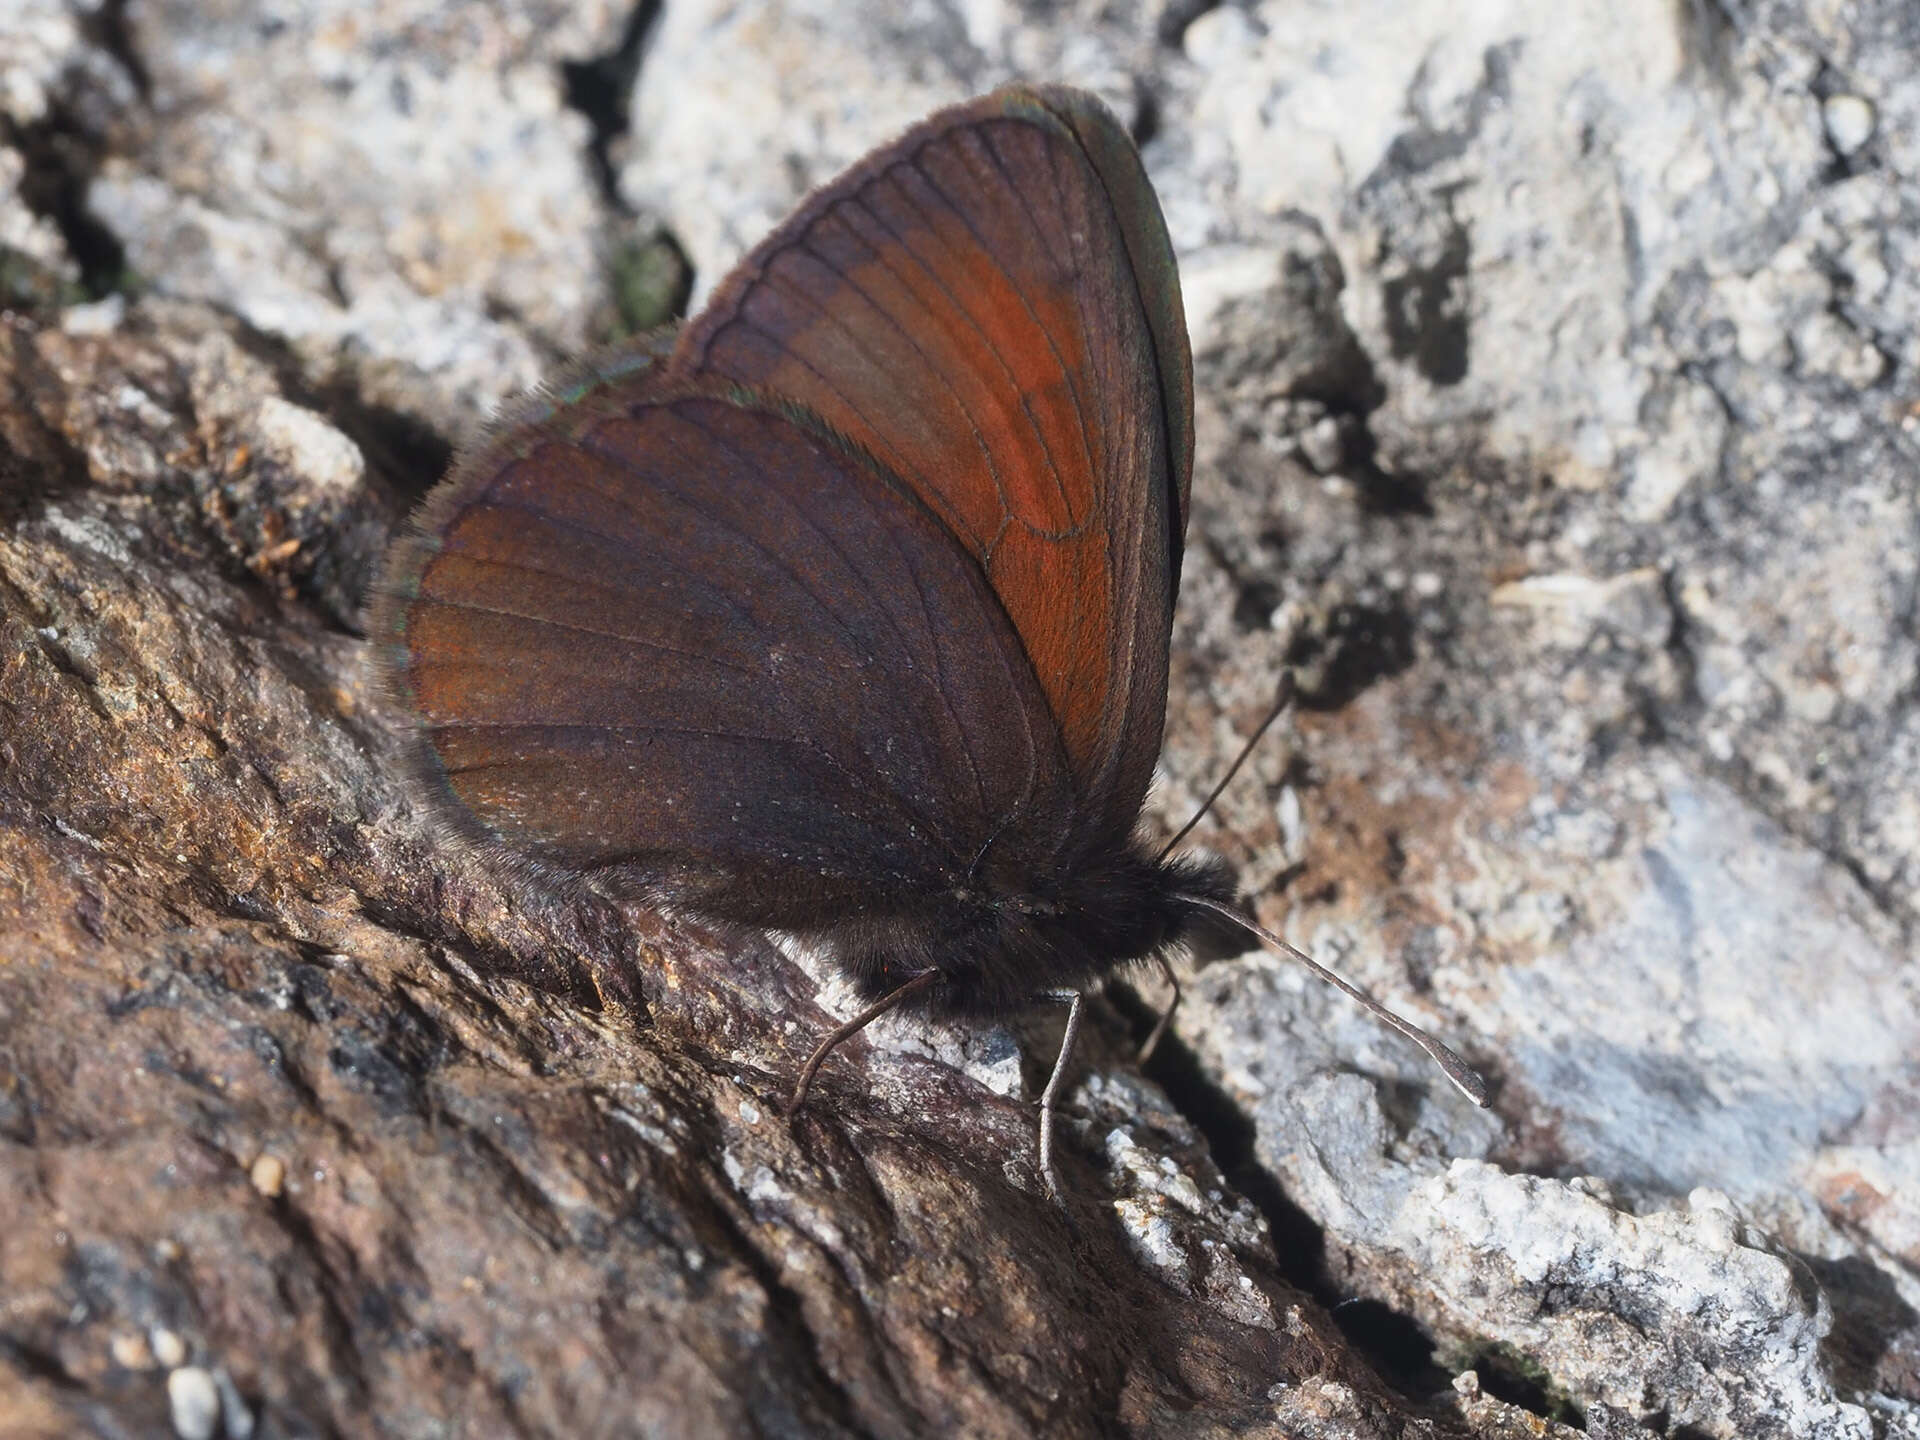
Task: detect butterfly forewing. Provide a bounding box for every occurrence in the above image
[672,86,1193,853]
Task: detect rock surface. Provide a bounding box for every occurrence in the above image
[3,1,1918,1437]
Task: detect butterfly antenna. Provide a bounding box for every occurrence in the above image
[1181,894,1490,1107]
[1157,671,1297,862]
[1136,673,1295,1065]
[786,968,941,1117]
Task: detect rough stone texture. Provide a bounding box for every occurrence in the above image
[1144,2,1920,1434]
[72,0,631,437]
[0,300,1393,1436]
[4,0,1920,1437]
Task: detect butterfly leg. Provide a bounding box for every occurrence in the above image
[785,968,940,1117]
[1038,989,1087,1201]
[1134,953,1181,1065]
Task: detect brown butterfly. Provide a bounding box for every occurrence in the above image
[375,84,1486,1196]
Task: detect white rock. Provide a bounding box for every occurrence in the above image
[166,1366,220,1440]
[1822,94,1876,155]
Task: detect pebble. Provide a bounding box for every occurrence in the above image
[249,1154,286,1198]
[1298,416,1346,474]
[1822,94,1875,155]
[167,1366,220,1440]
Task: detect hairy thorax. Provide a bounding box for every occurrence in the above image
[820,842,1238,1019]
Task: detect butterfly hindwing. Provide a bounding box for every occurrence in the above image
[377,385,1079,923]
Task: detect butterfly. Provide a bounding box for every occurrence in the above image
[374,84,1484,1196]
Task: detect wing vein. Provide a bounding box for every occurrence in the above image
[436,721,798,744]
[651,405,977,869]
[752,238,1012,537]
[834,176,1056,529]
[413,594,755,673]
[917,125,1101,531]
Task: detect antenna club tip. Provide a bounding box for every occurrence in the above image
[1432,1043,1492,1109]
